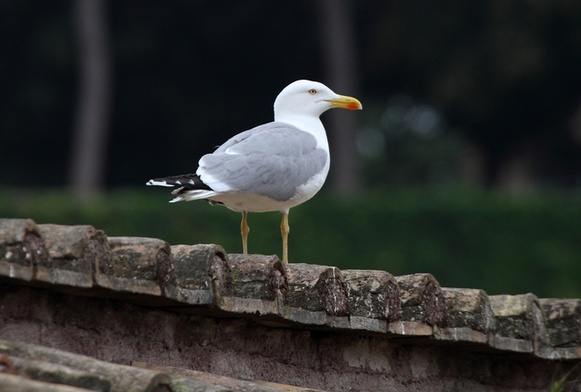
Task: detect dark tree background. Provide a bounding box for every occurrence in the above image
[1,0,580,195]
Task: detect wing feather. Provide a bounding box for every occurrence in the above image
[197,122,327,201]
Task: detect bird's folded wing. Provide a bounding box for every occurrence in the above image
[198,122,328,201]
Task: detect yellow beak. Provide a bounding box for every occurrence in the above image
[326,95,363,111]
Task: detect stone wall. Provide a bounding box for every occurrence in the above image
[0,218,580,391]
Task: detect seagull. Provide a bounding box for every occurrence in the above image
[147,80,362,263]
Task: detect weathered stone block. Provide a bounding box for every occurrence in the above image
[11,356,111,391]
[388,320,433,336]
[539,298,581,347]
[0,373,92,392]
[165,244,231,306]
[286,264,349,317]
[0,219,47,282]
[342,269,401,321]
[441,288,494,332]
[536,346,581,360]
[220,254,287,316]
[94,237,170,299]
[432,326,487,343]
[349,316,388,333]
[228,254,287,301]
[396,273,446,326]
[489,335,534,353]
[36,224,110,288]
[489,294,549,356]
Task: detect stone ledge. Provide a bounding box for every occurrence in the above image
[0,280,578,391]
[0,218,580,360]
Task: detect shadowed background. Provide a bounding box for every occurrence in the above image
[1,0,580,297]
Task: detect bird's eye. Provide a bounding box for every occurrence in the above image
[308,89,317,95]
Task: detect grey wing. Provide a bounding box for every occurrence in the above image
[197,122,328,201]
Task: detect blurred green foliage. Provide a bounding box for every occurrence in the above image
[1,187,579,298]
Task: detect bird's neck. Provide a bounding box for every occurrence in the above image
[275,113,329,149]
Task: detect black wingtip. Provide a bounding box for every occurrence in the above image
[146,173,212,191]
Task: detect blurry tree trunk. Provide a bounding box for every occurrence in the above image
[318,0,361,196]
[496,146,537,194]
[457,143,486,187]
[69,0,112,201]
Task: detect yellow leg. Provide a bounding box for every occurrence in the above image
[241,211,249,255]
[281,212,290,264]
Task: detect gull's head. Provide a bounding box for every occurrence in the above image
[274,80,362,121]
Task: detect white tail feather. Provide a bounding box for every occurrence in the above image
[169,189,219,203]
[146,179,174,187]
